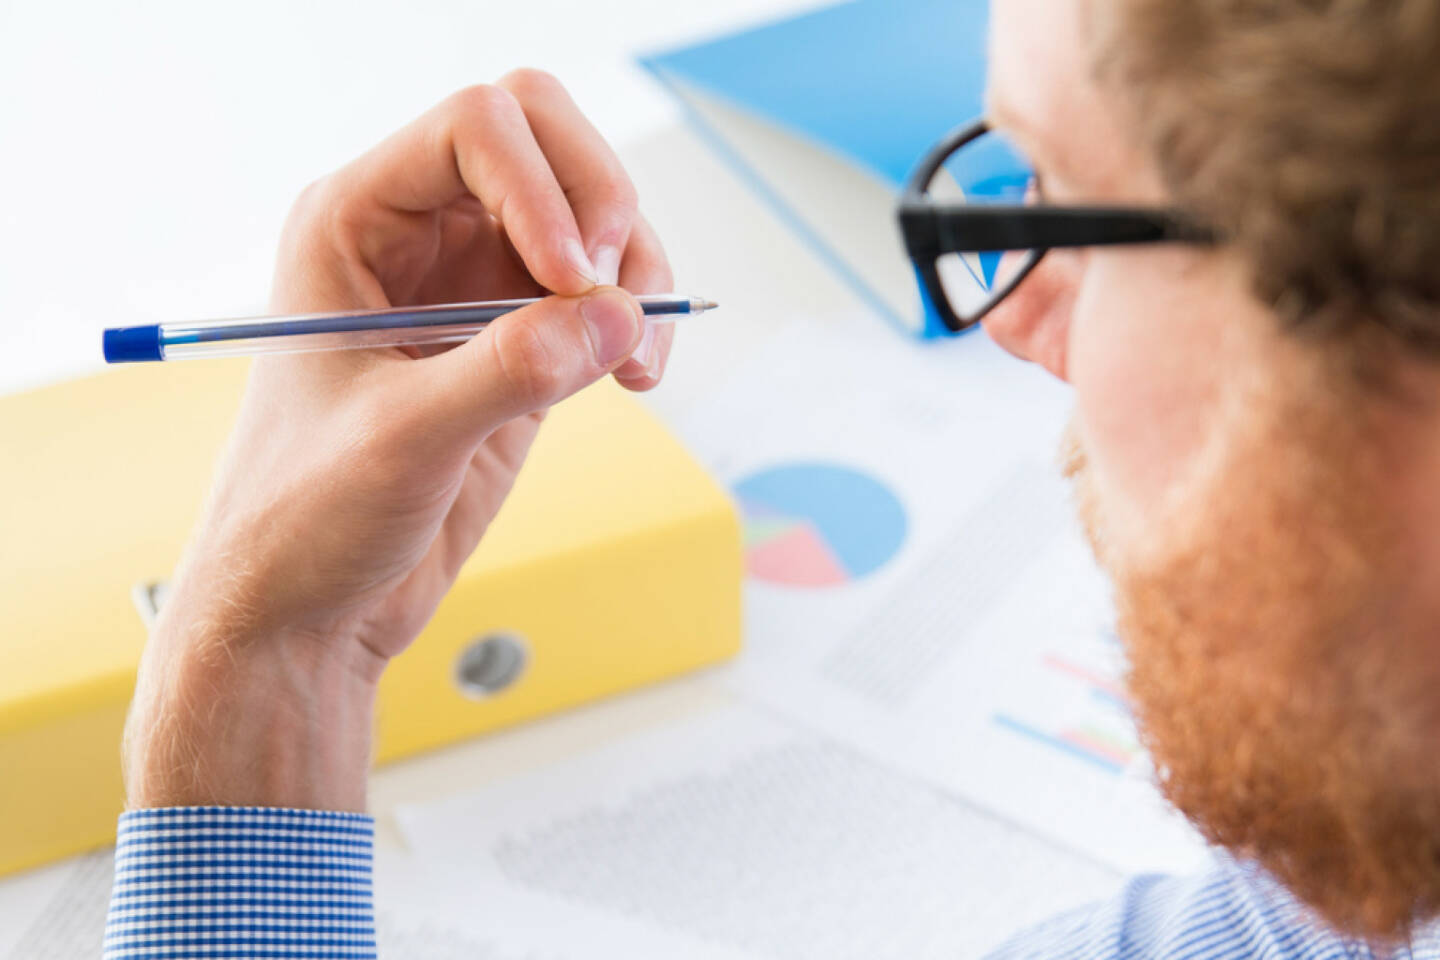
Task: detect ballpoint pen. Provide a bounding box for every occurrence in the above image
[102,294,719,363]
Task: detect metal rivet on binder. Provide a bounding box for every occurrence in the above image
[453,633,528,699]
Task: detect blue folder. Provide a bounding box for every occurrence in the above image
[641,0,1000,338]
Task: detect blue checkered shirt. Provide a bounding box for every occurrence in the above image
[103,807,375,959]
[103,807,1440,959]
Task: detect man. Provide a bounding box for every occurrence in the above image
[103,0,1440,957]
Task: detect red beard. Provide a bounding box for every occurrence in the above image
[1062,391,1440,943]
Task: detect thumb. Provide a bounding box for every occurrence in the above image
[412,286,644,448]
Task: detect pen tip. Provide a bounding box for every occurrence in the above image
[702,299,719,311]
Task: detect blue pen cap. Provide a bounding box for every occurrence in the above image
[103,325,163,363]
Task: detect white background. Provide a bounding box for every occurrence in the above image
[0,0,836,393]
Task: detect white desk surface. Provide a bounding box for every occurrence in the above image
[0,0,871,847]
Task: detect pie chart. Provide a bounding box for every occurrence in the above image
[735,463,907,588]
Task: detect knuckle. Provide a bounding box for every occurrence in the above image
[583,173,639,244]
[580,149,638,208]
[277,175,344,265]
[600,176,640,218]
[284,176,332,233]
[491,318,564,408]
[292,176,328,214]
[448,83,522,126]
[499,67,565,102]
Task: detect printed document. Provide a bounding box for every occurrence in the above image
[673,314,1210,875]
[395,699,1120,960]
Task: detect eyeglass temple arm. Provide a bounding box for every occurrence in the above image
[898,202,1215,257]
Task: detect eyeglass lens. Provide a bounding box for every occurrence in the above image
[924,128,1040,323]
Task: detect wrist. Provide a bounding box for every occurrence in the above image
[124,595,384,812]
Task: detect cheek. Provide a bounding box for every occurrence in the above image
[1066,251,1226,546]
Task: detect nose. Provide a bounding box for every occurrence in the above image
[981,250,1081,382]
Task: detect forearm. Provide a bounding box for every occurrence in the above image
[109,567,385,958]
[123,573,384,812]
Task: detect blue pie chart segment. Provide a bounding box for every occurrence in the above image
[734,463,907,586]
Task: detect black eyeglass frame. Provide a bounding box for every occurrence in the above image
[897,119,1216,334]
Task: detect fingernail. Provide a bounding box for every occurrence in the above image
[582,289,642,366]
[565,237,599,286]
[631,322,659,376]
[593,245,623,287]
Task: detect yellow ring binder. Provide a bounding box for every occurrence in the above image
[0,359,742,875]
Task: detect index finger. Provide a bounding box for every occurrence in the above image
[334,85,599,297]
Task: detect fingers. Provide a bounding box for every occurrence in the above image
[331,73,642,303]
[403,287,645,453]
[337,85,598,296]
[612,214,677,391]
[498,69,639,286]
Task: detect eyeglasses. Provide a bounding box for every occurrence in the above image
[896,119,1216,334]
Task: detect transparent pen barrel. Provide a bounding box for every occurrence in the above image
[161,324,488,359]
